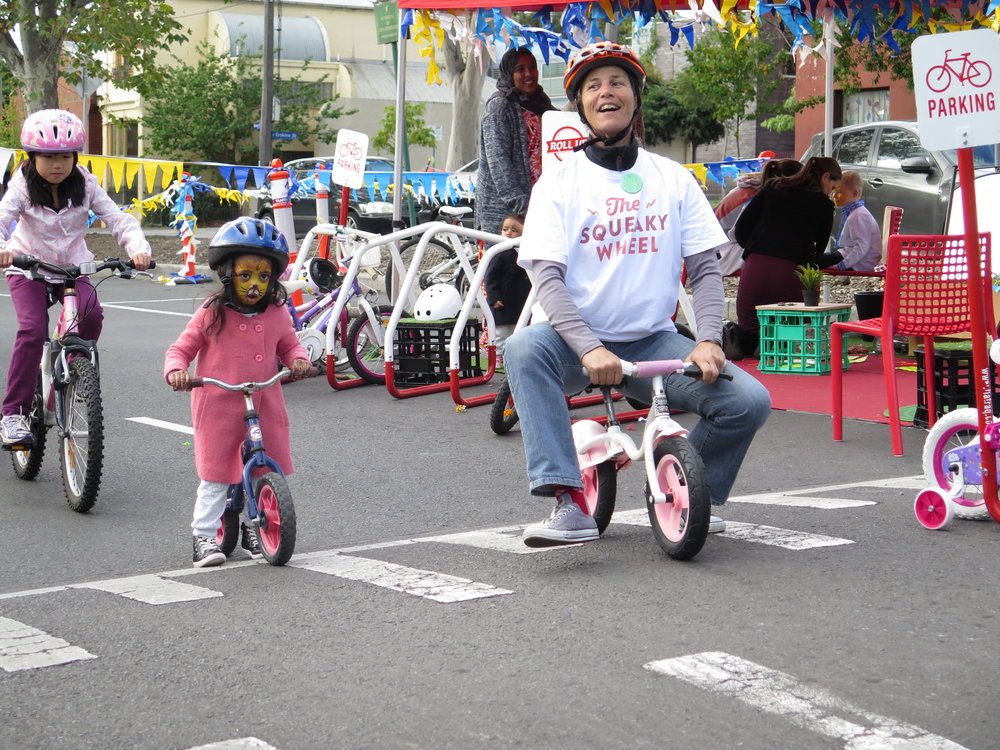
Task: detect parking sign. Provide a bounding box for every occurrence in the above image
[913,28,1000,150]
[332,129,369,189]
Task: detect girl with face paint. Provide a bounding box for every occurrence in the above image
[164,217,311,568]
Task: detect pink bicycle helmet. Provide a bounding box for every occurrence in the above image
[20,109,86,153]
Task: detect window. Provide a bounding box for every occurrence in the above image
[843,89,889,125]
[875,128,928,169]
[834,128,874,167]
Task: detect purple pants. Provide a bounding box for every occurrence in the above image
[3,273,104,416]
[733,254,802,353]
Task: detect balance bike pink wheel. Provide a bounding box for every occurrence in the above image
[914,488,955,530]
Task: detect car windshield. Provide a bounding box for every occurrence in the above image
[941,143,1000,168]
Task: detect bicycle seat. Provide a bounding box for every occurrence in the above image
[439,205,473,219]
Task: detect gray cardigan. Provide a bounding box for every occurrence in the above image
[475,94,534,235]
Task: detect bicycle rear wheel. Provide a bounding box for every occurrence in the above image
[346,305,394,384]
[384,237,456,299]
[582,460,617,534]
[11,375,48,480]
[253,472,296,565]
[489,377,518,434]
[646,436,710,560]
[61,357,104,513]
[216,505,240,555]
[921,408,991,520]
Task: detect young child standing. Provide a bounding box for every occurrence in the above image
[483,213,528,360]
[0,109,151,445]
[164,217,310,567]
[820,170,882,271]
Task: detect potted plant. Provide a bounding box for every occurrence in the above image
[794,264,824,306]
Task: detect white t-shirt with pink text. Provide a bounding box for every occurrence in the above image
[518,148,725,342]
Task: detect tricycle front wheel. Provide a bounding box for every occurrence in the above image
[253,472,296,565]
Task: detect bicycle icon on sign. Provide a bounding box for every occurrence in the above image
[338,142,362,159]
[926,49,992,93]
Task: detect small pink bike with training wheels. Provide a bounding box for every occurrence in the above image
[914,339,1000,530]
[574,358,731,560]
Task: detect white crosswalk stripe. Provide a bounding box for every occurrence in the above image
[186,738,277,750]
[0,616,96,672]
[74,574,223,604]
[645,651,968,749]
[289,550,513,602]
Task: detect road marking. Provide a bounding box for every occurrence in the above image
[187,738,277,750]
[728,494,875,509]
[127,416,194,434]
[645,651,968,750]
[74,574,223,604]
[611,510,852,549]
[289,551,513,602]
[102,303,191,317]
[420,526,551,554]
[0,616,97,672]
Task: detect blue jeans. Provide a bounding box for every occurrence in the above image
[504,324,771,505]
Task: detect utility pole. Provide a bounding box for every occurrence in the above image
[259,0,274,165]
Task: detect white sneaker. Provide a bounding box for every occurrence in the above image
[709,514,726,534]
[522,495,599,547]
[0,415,32,446]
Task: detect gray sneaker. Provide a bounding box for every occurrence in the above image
[0,414,32,446]
[709,514,726,534]
[522,495,600,547]
[192,535,225,567]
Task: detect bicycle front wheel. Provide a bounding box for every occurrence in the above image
[921,408,991,520]
[489,377,519,434]
[253,472,296,565]
[582,460,617,534]
[346,305,394,384]
[61,357,104,513]
[11,375,48,481]
[645,436,710,560]
[384,237,456,299]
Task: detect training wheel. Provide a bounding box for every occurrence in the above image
[914,487,955,530]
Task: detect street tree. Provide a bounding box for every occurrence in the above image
[0,0,187,111]
[642,75,725,162]
[140,41,350,164]
[371,103,438,159]
[440,36,488,170]
[671,26,795,157]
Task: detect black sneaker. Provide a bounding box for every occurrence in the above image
[193,535,225,568]
[241,523,262,559]
[721,321,744,362]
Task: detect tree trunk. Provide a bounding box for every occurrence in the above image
[19,25,62,110]
[442,37,486,171]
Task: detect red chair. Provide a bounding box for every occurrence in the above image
[831,233,993,456]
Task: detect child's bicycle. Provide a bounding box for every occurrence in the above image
[914,339,1000,529]
[3,255,155,512]
[191,368,313,565]
[574,359,730,560]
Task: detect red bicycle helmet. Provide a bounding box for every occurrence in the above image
[563,41,646,102]
[20,109,86,153]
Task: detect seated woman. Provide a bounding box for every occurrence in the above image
[722,156,842,361]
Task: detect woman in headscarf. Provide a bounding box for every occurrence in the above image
[475,47,556,235]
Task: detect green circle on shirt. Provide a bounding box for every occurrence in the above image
[622,172,643,194]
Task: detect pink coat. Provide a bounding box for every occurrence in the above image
[164,302,308,484]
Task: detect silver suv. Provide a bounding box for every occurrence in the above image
[801,120,1000,239]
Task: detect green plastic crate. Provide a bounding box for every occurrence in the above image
[757,304,853,375]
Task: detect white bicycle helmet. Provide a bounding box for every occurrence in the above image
[305,257,341,294]
[413,283,463,321]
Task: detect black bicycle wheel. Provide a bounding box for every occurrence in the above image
[254,472,296,565]
[216,506,241,556]
[60,357,104,513]
[10,375,48,481]
[645,436,710,560]
[582,460,617,534]
[346,305,394,384]
[489,378,519,434]
[384,237,455,299]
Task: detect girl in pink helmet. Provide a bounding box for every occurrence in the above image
[0,109,151,446]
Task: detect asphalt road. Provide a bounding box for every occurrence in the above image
[0,275,997,750]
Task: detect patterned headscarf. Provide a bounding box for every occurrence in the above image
[492,47,555,117]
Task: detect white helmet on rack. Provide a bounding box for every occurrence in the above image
[413,283,463,321]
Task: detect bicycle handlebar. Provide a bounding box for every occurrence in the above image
[189,366,320,391]
[12,255,156,279]
[586,359,734,382]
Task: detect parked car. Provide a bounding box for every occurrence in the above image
[801,121,1000,254]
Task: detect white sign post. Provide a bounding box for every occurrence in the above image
[913,28,1000,519]
[333,129,369,225]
